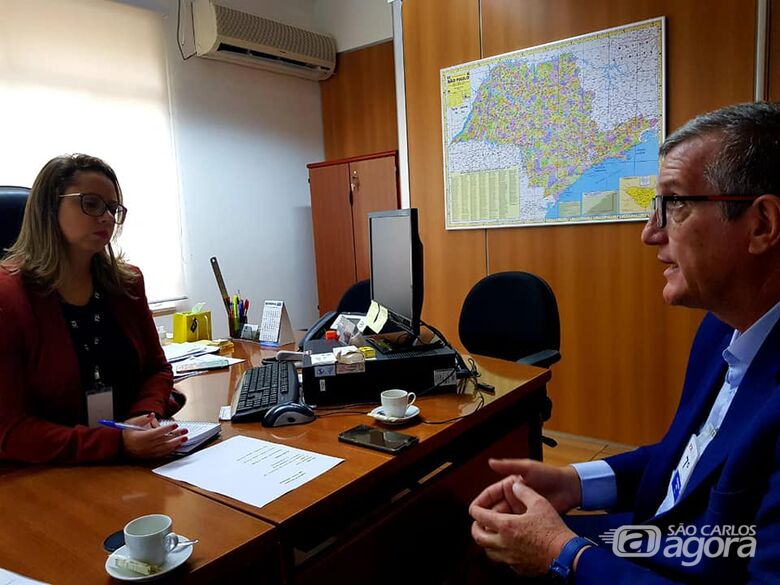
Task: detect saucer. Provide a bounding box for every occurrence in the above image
[368,404,420,425]
[105,540,193,582]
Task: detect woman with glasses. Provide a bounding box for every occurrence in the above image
[0,154,187,463]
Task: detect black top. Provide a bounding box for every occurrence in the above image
[61,289,141,422]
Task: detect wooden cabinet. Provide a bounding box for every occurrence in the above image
[307,151,399,315]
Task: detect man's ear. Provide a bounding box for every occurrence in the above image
[748,195,780,254]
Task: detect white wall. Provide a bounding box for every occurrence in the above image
[313,0,393,52]
[119,0,323,336]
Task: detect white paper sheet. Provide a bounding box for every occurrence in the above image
[153,436,343,509]
[0,568,48,585]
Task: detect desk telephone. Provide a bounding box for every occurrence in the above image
[297,311,338,350]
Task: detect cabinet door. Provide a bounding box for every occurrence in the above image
[350,155,399,281]
[309,164,357,315]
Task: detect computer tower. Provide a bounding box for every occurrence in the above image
[300,339,459,406]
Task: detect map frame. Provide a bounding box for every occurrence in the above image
[440,17,666,230]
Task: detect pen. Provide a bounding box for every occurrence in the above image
[98,419,149,432]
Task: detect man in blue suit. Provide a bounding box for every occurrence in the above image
[469,102,780,584]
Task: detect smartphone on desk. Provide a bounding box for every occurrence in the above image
[338,424,418,454]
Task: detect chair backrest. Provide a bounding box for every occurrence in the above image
[458,271,560,363]
[336,279,371,314]
[0,186,30,255]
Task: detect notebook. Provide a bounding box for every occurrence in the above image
[163,342,220,363]
[160,420,221,454]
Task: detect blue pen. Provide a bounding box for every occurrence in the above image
[98,419,149,432]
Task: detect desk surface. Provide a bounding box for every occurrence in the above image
[174,341,550,534]
[1,341,549,584]
[0,465,277,584]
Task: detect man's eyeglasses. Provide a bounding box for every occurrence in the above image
[59,192,128,225]
[651,195,760,228]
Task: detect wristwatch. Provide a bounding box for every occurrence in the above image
[548,536,594,583]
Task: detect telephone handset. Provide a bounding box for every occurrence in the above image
[298,311,338,350]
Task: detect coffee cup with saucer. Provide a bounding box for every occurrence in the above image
[106,544,193,582]
[369,389,420,424]
[105,514,196,581]
[368,403,421,425]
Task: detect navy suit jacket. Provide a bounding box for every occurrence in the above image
[573,312,780,584]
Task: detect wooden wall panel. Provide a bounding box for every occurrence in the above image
[480,0,755,445]
[403,0,486,343]
[770,0,780,101]
[320,41,399,160]
[403,0,756,444]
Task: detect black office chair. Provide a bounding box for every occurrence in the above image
[335,279,371,314]
[459,271,561,368]
[0,186,30,255]
[459,271,561,450]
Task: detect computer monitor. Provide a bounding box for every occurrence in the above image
[368,208,424,337]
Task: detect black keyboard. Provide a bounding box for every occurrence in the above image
[230,361,299,422]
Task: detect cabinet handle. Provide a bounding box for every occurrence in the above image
[350,170,359,193]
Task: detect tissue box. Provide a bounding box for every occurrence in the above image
[173,310,212,343]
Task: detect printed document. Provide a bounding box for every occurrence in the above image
[0,568,48,585]
[153,436,343,508]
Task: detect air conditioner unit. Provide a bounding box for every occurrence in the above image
[192,0,336,81]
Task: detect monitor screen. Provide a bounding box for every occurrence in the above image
[368,208,423,336]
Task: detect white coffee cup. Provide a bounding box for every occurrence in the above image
[381,389,416,418]
[123,514,182,566]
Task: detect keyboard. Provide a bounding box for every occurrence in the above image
[230,361,300,422]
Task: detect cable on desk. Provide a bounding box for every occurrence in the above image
[315,410,374,418]
[314,401,377,411]
[423,392,486,425]
[420,319,481,386]
[415,366,460,398]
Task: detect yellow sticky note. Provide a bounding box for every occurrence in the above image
[375,305,389,332]
[365,300,381,333]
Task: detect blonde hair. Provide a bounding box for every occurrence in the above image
[1,154,138,295]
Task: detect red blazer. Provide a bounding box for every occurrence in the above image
[0,267,174,464]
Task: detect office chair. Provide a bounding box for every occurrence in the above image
[459,271,561,368]
[0,186,30,255]
[335,279,371,314]
[459,271,561,451]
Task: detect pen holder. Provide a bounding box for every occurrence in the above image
[228,314,247,339]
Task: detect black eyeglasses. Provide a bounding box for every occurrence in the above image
[59,192,127,225]
[651,195,760,228]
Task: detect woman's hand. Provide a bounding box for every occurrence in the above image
[121,413,188,459]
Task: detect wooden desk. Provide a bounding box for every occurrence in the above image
[173,341,550,583]
[0,465,279,584]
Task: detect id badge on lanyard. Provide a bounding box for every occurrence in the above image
[86,366,113,427]
[671,434,700,503]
